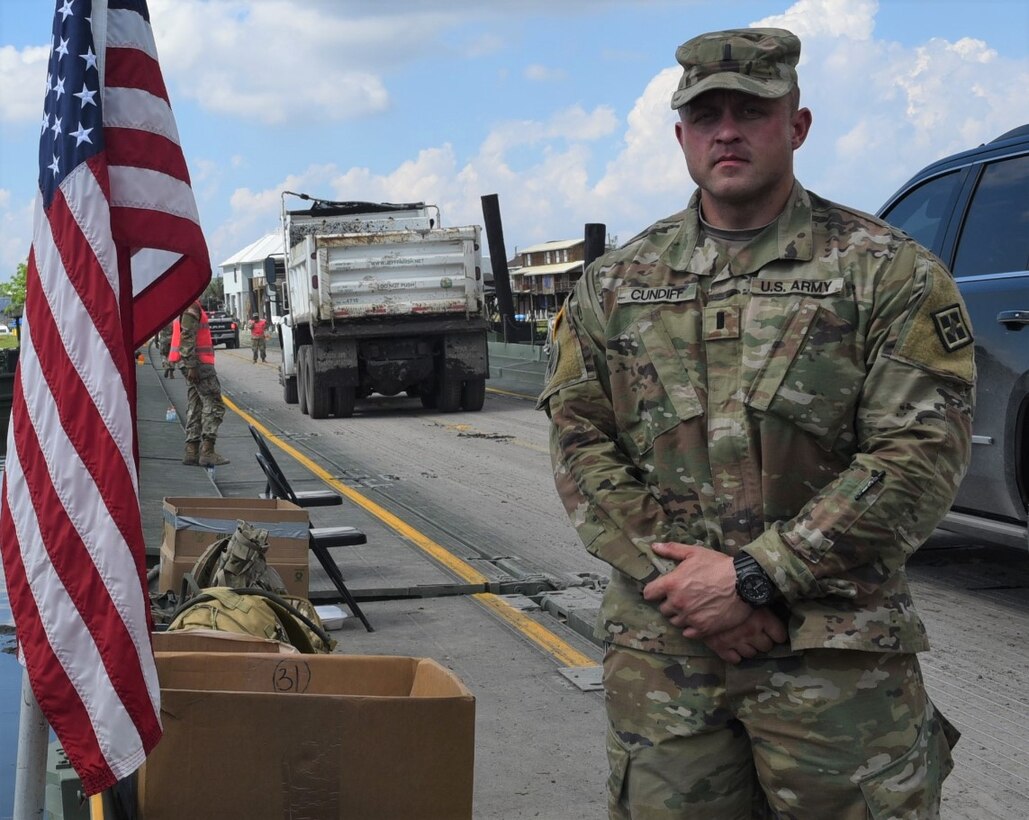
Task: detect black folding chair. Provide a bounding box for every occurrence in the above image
[250,424,343,508]
[250,425,374,631]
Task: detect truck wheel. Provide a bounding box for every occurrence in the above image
[307,349,331,420]
[334,386,356,418]
[297,346,310,415]
[283,375,298,405]
[461,378,486,411]
[436,374,462,412]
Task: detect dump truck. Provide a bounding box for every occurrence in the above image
[277,194,489,418]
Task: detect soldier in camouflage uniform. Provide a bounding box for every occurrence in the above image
[172,300,229,467]
[539,28,974,820]
[157,322,174,378]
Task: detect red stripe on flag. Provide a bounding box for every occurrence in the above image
[104,45,169,103]
[114,204,208,259]
[106,127,191,184]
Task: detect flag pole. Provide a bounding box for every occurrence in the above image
[13,668,48,819]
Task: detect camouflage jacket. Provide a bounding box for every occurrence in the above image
[539,183,975,656]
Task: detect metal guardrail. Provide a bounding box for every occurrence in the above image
[487,341,547,398]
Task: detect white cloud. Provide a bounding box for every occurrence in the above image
[479,104,618,157]
[147,0,435,124]
[463,33,504,59]
[789,12,1028,208]
[0,194,34,277]
[754,0,878,41]
[524,64,566,82]
[0,44,49,123]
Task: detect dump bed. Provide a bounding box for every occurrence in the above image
[284,201,484,324]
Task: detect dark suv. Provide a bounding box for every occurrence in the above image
[878,124,1029,548]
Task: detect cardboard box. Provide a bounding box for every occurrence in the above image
[158,497,311,596]
[157,543,309,598]
[138,653,475,820]
[150,629,299,654]
[162,496,310,562]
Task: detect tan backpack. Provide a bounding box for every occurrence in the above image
[165,586,335,653]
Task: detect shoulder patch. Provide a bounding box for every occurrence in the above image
[889,262,975,384]
[536,307,595,410]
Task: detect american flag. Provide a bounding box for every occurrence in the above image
[0,0,210,795]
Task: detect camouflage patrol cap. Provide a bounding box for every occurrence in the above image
[670,27,800,110]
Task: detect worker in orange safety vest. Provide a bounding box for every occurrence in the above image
[169,300,229,467]
[247,313,268,363]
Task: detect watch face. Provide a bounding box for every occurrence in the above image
[740,573,773,605]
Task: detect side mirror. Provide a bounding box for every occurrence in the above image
[263,256,277,286]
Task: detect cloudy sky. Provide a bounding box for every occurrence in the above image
[0,0,1026,281]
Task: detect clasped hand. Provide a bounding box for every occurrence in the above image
[642,542,787,664]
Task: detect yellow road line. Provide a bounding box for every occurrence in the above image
[485,385,537,400]
[224,396,489,584]
[473,592,595,668]
[222,397,596,669]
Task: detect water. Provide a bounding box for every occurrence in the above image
[0,563,20,817]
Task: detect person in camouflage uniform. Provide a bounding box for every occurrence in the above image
[173,300,229,467]
[157,322,174,378]
[539,28,974,820]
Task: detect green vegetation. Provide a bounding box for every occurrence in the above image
[0,262,27,318]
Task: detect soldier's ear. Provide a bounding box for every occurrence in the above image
[790,107,812,150]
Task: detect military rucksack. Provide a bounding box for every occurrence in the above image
[165,586,335,653]
[189,518,287,593]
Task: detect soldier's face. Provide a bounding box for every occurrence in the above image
[675,89,811,228]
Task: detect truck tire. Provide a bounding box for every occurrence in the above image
[435,373,462,412]
[461,378,486,412]
[334,386,356,418]
[283,375,298,405]
[297,346,310,415]
[305,347,331,419]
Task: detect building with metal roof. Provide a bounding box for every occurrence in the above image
[218,233,285,320]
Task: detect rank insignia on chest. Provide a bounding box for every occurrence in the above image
[932,304,973,352]
[704,305,741,340]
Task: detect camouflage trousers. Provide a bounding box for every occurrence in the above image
[251,336,266,361]
[603,645,958,820]
[184,365,226,442]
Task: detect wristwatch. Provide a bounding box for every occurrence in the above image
[733,552,777,607]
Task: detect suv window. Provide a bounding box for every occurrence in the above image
[880,169,963,254]
[951,154,1029,278]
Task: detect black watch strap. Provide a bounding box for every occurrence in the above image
[733,552,777,606]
